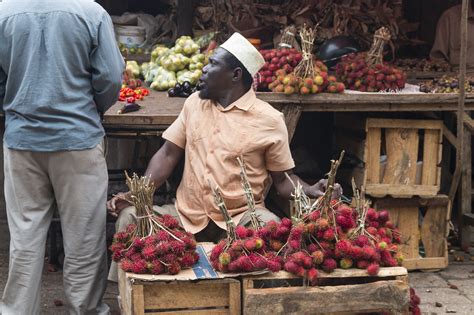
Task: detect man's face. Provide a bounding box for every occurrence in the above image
[198,48,235,100]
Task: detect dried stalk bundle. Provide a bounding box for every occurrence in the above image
[293,25,317,79]
[365,27,391,67]
[110,172,200,275]
[278,25,298,49]
[210,181,236,243]
[237,157,263,229]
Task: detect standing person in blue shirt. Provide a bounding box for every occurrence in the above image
[0,0,124,314]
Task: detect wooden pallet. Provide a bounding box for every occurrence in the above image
[118,269,241,315]
[364,118,443,198]
[373,195,450,271]
[242,267,410,315]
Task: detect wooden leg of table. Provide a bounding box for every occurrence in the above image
[460,125,472,250]
[280,104,303,141]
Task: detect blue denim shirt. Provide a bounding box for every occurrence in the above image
[0,0,125,151]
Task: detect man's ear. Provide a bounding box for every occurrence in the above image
[233,67,243,82]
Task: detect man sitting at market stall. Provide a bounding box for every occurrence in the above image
[430,0,474,72]
[107,32,341,281]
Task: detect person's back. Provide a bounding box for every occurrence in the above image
[0,1,124,314]
[0,0,124,151]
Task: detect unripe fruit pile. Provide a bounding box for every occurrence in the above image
[269,65,345,95]
[210,225,283,273]
[335,52,407,92]
[257,48,302,91]
[111,214,199,275]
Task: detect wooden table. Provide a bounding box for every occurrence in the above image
[103,91,473,248]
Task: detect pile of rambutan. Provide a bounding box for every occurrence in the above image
[209,157,283,273]
[409,287,421,315]
[274,152,404,284]
[335,27,407,92]
[110,173,199,275]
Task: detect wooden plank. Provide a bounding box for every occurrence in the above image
[150,309,230,315]
[402,257,448,270]
[366,184,439,197]
[133,285,145,315]
[383,128,419,186]
[460,127,472,249]
[367,118,443,130]
[420,205,448,257]
[245,267,407,282]
[228,281,241,315]
[365,127,381,184]
[386,206,420,259]
[243,280,409,314]
[280,104,302,141]
[373,195,449,208]
[141,281,232,310]
[118,269,132,315]
[443,125,458,149]
[422,129,441,186]
[463,112,474,130]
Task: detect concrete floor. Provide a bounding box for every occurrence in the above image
[0,219,473,314]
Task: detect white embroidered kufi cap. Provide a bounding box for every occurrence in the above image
[220,32,265,77]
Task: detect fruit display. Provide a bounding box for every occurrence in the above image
[272,153,403,284]
[395,58,451,72]
[256,47,302,91]
[209,158,283,273]
[110,173,199,275]
[269,26,345,95]
[142,36,207,91]
[335,27,407,92]
[409,288,421,315]
[419,75,474,93]
[120,68,149,102]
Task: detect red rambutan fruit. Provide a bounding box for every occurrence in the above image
[284,260,300,274]
[367,263,380,276]
[183,237,197,250]
[237,255,253,272]
[362,246,377,260]
[149,260,165,274]
[132,237,145,249]
[120,259,134,272]
[322,258,337,273]
[244,238,257,251]
[356,260,370,269]
[170,240,186,254]
[335,240,352,256]
[249,253,267,270]
[162,253,178,264]
[307,268,318,284]
[235,225,249,239]
[336,215,355,230]
[131,259,148,274]
[156,230,171,242]
[142,246,157,260]
[114,231,129,242]
[181,252,198,267]
[275,226,290,240]
[257,227,270,239]
[307,243,318,254]
[161,214,180,229]
[366,226,378,236]
[323,228,335,241]
[167,262,181,275]
[366,208,378,221]
[156,242,171,255]
[267,259,282,272]
[349,246,363,261]
[266,220,279,232]
[270,240,284,251]
[308,211,320,222]
[281,217,292,228]
[378,210,390,223]
[305,222,317,235]
[289,239,301,249]
[311,250,324,265]
[369,220,380,228]
[354,235,370,247]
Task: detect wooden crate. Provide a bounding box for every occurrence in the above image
[242,267,410,315]
[118,269,241,315]
[364,118,443,198]
[373,195,450,271]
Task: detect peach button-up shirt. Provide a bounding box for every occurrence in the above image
[162,89,295,233]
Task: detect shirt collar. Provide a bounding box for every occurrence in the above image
[216,88,256,112]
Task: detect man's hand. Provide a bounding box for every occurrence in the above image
[107,191,132,217]
[305,179,343,200]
